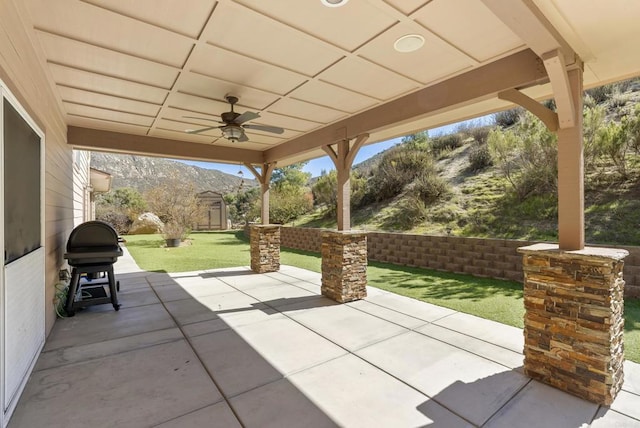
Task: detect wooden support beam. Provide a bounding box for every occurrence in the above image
[557,69,584,250]
[498,89,558,131]
[68,126,263,164]
[542,49,577,129]
[323,134,369,231]
[264,49,547,163]
[244,162,276,225]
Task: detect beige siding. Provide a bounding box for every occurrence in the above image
[0,0,77,335]
[72,151,91,226]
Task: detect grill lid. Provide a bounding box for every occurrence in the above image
[66,220,120,252]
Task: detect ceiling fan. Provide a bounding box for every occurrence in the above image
[185,95,284,142]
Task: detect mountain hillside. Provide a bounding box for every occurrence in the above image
[91,152,256,194]
[298,78,640,246]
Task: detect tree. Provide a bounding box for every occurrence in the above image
[95,187,147,234]
[145,173,206,232]
[312,170,366,215]
[271,162,311,189]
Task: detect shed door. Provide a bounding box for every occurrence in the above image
[1,91,45,427]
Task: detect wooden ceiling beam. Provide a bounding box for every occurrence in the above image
[264,48,548,163]
[67,126,263,164]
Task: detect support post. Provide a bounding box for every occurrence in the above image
[519,244,628,405]
[556,68,584,250]
[320,134,369,302]
[244,162,275,225]
[245,162,279,273]
[322,134,368,231]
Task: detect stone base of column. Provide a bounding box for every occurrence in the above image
[250,225,280,273]
[321,231,367,303]
[518,243,628,405]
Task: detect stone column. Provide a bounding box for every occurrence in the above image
[250,224,280,273]
[518,243,628,405]
[321,231,367,303]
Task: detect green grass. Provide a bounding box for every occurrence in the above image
[124,231,251,272]
[124,231,640,362]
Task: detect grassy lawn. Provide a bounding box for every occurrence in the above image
[124,231,640,362]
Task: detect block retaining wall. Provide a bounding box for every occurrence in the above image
[246,225,640,298]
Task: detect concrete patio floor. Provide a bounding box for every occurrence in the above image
[8,248,640,427]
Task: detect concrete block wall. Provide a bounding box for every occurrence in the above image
[277,226,640,298]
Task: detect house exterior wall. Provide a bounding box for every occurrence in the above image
[0,0,80,335]
[278,226,640,298]
[72,150,91,226]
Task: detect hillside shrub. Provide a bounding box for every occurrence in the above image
[585,84,612,104]
[431,134,462,156]
[364,146,436,202]
[470,126,491,144]
[395,196,429,229]
[494,108,523,128]
[468,143,493,171]
[488,112,557,200]
[311,170,366,215]
[411,172,449,204]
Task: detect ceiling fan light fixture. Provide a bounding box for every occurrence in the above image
[321,0,348,7]
[394,34,425,53]
[221,125,244,142]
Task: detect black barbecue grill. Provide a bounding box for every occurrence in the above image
[64,220,123,316]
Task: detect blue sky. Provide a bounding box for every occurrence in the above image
[174,117,492,178]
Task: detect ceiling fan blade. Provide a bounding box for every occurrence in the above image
[187,125,220,134]
[235,111,260,124]
[237,133,249,142]
[243,124,285,134]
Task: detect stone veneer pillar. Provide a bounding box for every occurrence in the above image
[250,224,280,273]
[518,243,628,405]
[321,231,367,303]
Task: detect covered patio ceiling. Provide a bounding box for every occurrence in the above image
[20,0,640,166]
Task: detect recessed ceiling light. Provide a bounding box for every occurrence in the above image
[394,34,425,53]
[321,0,349,7]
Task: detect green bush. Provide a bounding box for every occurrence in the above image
[395,196,429,229]
[269,185,313,224]
[467,144,493,171]
[585,84,612,104]
[494,108,522,128]
[412,172,449,204]
[431,134,462,155]
[96,209,131,234]
[470,126,491,144]
[364,146,436,202]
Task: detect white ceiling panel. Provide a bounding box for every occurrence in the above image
[84,0,214,38]
[57,86,161,117]
[203,1,343,77]
[189,43,307,95]
[383,0,431,15]
[178,72,279,111]
[291,81,378,114]
[235,0,397,52]
[268,98,347,123]
[64,103,155,127]
[36,31,179,88]
[12,0,640,166]
[359,22,472,84]
[256,112,322,133]
[167,92,235,117]
[67,116,149,135]
[414,0,524,62]
[27,0,193,68]
[319,56,418,100]
[48,63,169,104]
